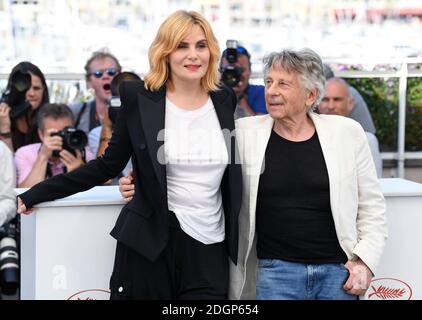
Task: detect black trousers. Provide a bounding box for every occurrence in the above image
[109,212,229,300]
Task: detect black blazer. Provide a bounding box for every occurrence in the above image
[20,80,242,264]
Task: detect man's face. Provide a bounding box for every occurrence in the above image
[221,54,251,96]
[319,80,354,116]
[265,66,316,121]
[39,117,73,141]
[87,57,119,103]
[25,73,45,110]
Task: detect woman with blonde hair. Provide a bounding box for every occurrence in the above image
[18,10,241,300]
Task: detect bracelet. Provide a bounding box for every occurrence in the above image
[0,131,11,138]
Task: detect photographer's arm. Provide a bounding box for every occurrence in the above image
[0,102,13,151]
[237,94,255,116]
[16,129,61,188]
[17,82,134,210]
[96,111,113,157]
[60,149,85,172]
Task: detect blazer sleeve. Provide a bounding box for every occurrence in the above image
[19,82,135,208]
[351,123,388,274]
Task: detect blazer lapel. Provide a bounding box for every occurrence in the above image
[248,115,273,241]
[309,112,340,226]
[137,87,167,194]
[211,89,238,171]
[211,89,235,140]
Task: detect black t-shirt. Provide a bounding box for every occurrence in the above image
[256,129,347,264]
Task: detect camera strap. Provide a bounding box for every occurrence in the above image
[75,101,101,132]
[45,161,67,179]
[88,101,101,131]
[74,102,87,129]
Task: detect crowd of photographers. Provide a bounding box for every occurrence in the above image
[0,40,379,298]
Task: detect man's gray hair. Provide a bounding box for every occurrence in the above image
[36,103,75,130]
[263,48,326,110]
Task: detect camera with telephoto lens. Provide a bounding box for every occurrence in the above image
[106,71,141,125]
[0,217,20,296]
[50,126,88,158]
[220,39,243,87]
[0,67,32,120]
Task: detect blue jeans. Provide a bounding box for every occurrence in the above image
[256,258,358,300]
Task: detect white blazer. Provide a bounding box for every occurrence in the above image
[229,112,388,300]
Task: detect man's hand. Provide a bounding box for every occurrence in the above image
[17,197,34,215]
[237,93,255,116]
[343,258,374,296]
[118,170,135,203]
[60,149,84,172]
[40,128,63,158]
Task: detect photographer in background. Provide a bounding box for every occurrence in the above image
[0,140,16,227]
[0,140,19,298]
[219,41,266,119]
[94,71,141,158]
[322,63,376,134]
[15,103,94,188]
[71,50,121,137]
[0,62,50,152]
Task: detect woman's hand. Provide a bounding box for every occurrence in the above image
[17,197,35,215]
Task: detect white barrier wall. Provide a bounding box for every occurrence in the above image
[18,186,124,300]
[18,178,422,300]
[363,178,422,300]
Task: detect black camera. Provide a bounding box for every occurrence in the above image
[50,126,88,158]
[0,68,32,120]
[0,218,20,296]
[220,40,242,87]
[106,71,141,125]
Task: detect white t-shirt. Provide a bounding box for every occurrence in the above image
[164,97,229,244]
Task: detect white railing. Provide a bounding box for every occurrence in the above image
[2,59,422,178]
[330,58,422,179]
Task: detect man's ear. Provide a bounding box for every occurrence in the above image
[347,96,355,113]
[305,88,318,108]
[38,128,44,141]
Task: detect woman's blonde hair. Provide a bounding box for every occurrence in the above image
[144,10,220,92]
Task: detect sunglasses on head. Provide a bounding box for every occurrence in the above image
[89,68,118,78]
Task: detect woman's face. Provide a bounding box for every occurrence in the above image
[168,24,210,86]
[26,73,45,110]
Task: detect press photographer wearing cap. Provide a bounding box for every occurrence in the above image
[0,62,50,152]
[15,103,94,188]
[219,41,266,119]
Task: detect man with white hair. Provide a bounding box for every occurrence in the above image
[230,49,387,300]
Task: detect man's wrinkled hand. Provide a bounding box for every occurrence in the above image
[119,170,135,203]
[343,259,373,296]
